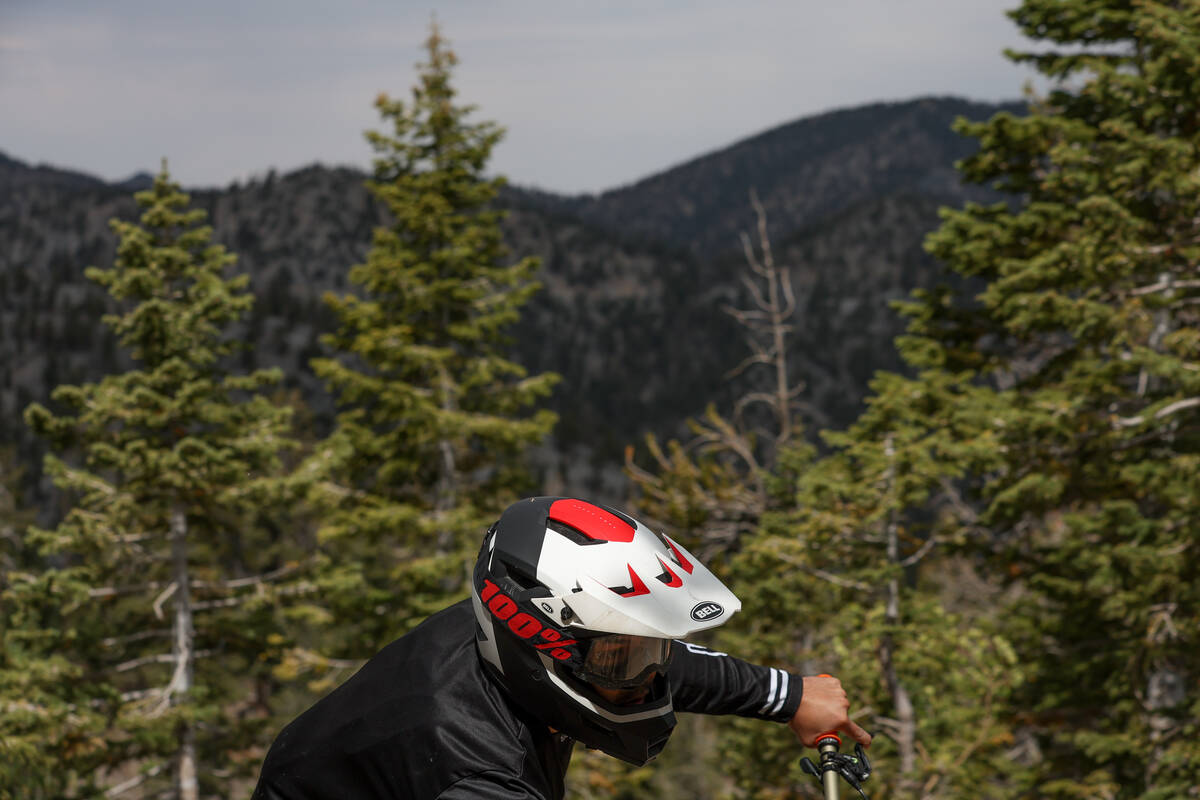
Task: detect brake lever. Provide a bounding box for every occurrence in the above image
[798,736,871,800]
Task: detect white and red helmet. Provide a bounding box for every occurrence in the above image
[471,497,740,764]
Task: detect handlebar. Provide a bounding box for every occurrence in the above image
[798,676,872,800]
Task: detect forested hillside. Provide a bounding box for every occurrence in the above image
[0,97,1010,507]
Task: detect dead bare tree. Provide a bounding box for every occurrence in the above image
[627,190,806,557]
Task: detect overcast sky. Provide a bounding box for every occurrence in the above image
[1,1,1042,195]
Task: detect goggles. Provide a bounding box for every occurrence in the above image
[574,634,673,689]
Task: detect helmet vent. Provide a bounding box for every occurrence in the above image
[547,520,608,546]
[655,557,683,588]
[504,562,542,591]
[663,536,695,574]
[609,564,651,598]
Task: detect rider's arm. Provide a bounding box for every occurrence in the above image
[666,640,803,722]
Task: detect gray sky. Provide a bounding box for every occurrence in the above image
[1,1,1041,194]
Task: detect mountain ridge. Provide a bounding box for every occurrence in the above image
[0,95,1017,506]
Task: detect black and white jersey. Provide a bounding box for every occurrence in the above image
[252,599,802,800]
[669,640,801,722]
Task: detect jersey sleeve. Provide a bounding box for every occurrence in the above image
[436,770,552,800]
[666,641,803,723]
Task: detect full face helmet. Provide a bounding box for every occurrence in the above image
[471,496,741,765]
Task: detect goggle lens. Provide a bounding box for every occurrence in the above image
[575,634,672,689]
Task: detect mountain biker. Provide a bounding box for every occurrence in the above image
[252,496,871,799]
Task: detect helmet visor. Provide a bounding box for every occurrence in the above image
[575,634,673,689]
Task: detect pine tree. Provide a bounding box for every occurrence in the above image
[904,1,1200,795]
[0,447,73,799]
[0,447,34,590]
[304,24,557,663]
[11,165,299,798]
[620,148,1026,800]
[613,195,800,800]
[719,369,1028,799]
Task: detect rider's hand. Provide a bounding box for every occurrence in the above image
[788,675,872,748]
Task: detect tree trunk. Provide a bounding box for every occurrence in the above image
[170,506,199,800]
[757,198,792,448]
[435,367,459,555]
[1144,661,1184,791]
[1137,271,1172,398]
[878,436,918,795]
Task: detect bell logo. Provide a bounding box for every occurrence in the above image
[690,602,724,621]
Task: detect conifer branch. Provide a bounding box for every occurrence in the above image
[152,581,178,621]
[739,232,766,278]
[1130,278,1200,296]
[937,478,980,523]
[191,596,248,612]
[691,411,763,483]
[870,715,903,739]
[104,763,166,798]
[2,700,46,714]
[102,630,172,648]
[192,581,318,611]
[288,647,362,671]
[769,551,870,591]
[778,259,797,321]
[899,534,938,567]
[920,686,996,796]
[110,649,214,675]
[67,470,118,497]
[736,268,772,312]
[724,346,773,380]
[1146,603,1179,644]
[723,305,772,325]
[87,564,303,606]
[732,391,783,421]
[190,561,304,591]
[623,446,664,489]
[1114,396,1200,427]
[88,578,172,600]
[114,652,173,673]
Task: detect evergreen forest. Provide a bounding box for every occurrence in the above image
[2,1,1199,798]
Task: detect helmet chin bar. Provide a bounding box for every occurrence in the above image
[575,662,660,691]
[539,652,672,724]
